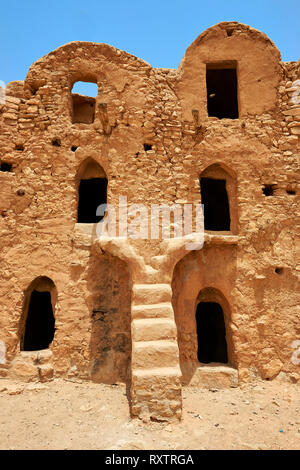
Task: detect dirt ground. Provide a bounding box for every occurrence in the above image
[0,378,299,450]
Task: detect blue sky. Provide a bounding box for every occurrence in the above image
[1,0,299,94]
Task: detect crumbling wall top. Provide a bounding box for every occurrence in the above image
[24,41,152,99]
[181,21,281,62]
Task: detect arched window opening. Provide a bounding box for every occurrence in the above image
[206,62,239,119]
[78,178,107,223]
[76,158,107,223]
[200,163,237,233]
[196,302,228,364]
[71,81,98,124]
[21,277,56,352]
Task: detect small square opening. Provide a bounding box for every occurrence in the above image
[0,162,12,172]
[15,144,24,151]
[262,184,276,197]
[51,138,61,147]
[275,267,284,275]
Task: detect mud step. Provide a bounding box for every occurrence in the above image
[132,318,177,341]
[132,366,182,379]
[132,284,172,305]
[132,302,174,319]
[132,340,179,369]
[16,349,53,365]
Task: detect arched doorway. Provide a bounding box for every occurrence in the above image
[76,157,108,223]
[196,301,228,364]
[200,163,237,233]
[172,249,238,385]
[21,277,56,351]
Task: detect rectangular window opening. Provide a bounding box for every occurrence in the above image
[71,81,98,124]
[206,63,239,119]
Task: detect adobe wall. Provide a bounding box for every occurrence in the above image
[0,21,299,421]
[177,22,281,120]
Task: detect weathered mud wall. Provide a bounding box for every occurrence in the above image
[0,22,299,396]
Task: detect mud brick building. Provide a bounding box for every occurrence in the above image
[0,22,299,421]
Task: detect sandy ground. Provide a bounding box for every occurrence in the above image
[0,378,299,450]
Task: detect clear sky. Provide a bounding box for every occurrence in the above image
[1,0,299,90]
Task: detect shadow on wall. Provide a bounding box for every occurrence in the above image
[86,251,132,390]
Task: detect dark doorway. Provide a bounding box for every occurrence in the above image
[77,177,108,223]
[206,67,238,119]
[23,290,55,351]
[200,177,230,230]
[196,302,228,364]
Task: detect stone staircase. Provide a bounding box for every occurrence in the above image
[130,283,182,421]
